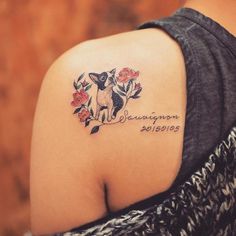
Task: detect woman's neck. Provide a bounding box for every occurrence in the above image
[183,0,236,36]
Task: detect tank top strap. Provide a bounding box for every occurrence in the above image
[137,8,236,56]
[175,8,236,56]
[136,7,236,186]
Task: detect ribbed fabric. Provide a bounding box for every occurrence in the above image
[138,7,236,186]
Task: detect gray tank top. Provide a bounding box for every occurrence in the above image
[137,7,236,186]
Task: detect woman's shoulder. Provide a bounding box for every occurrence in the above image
[50,27,184,70]
[30,28,186,235]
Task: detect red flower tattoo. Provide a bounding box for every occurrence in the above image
[81,80,89,87]
[117,67,139,83]
[78,108,90,122]
[71,89,89,107]
[134,82,141,90]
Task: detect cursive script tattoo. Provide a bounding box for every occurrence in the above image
[119,110,179,124]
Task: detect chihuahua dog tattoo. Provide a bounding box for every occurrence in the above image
[71,67,142,134]
[89,69,123,122]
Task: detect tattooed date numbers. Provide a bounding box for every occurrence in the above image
[140,125,180,133]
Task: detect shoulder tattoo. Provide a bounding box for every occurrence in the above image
[70,67,180,134]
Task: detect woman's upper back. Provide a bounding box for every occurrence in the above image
[30,7,236,235]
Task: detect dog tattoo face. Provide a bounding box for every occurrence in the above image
[89,69,116,90]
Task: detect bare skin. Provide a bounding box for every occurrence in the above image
[30,1,236,235]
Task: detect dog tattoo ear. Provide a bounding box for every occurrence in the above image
[109,68,116,75]
[88,73,99,84]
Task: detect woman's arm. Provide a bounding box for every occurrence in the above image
[30,41,109,235]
